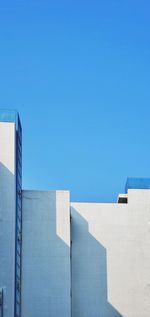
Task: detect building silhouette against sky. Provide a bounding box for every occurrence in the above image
[0,110,150,317]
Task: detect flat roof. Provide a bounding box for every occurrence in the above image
[0,109,21,131]
[125,177,150,192]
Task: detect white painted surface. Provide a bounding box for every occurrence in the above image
[1,123,150,317]
[0,123,16,317]
[71,190,150,317]
[21,190,71,317]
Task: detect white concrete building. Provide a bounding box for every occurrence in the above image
[0,110,22,317]
[0,110,150,317]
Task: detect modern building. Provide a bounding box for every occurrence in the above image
[0,110,150,317]
[0,110,22,317]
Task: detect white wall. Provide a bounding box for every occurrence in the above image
[71,189,150,317]
[21,190,71,317]
[0,123,16,317]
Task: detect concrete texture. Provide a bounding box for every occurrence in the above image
[1,118,150,317]
[21,190,71,317]
[71,189,150,317]
[0,123,16,317]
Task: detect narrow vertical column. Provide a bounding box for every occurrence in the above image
[15,117,22,317]
[0,110,22,317]
[56,191,71,317]
[0,121,16,317]
[0,289,3,317]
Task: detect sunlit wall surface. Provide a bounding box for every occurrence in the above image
[71,193,150,317]
[0,110,22,317]
[21,190,71,317]
[0,110,150,317]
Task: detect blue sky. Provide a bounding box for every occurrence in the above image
[0,0,150,202]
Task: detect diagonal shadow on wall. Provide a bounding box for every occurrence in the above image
[21,189,71,317]
[71,207,123,317]
[0,162,17,317]
[0,162,124,317]
[0,163,71,317]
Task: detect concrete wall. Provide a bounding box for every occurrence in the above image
[1,122,150,317]
[0,123,16,317]
[71,189,150,317]
[21,190,71,317]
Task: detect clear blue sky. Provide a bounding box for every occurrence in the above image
[0,0,150,202]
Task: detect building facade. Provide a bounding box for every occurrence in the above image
[0,110,22,317]
[0,110,150,317]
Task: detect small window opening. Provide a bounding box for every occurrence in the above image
[118,194,128,204]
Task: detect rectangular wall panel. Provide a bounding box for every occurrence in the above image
[71,190,150,317]
[0,123,16,317]
[21,190,71,317]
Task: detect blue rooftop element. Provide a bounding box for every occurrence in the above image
[0,109,18,122]
[125,178,150,193]
[0,109,21,131]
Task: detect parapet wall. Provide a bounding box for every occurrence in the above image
[21,188,150,317]
[71,189,150,317]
